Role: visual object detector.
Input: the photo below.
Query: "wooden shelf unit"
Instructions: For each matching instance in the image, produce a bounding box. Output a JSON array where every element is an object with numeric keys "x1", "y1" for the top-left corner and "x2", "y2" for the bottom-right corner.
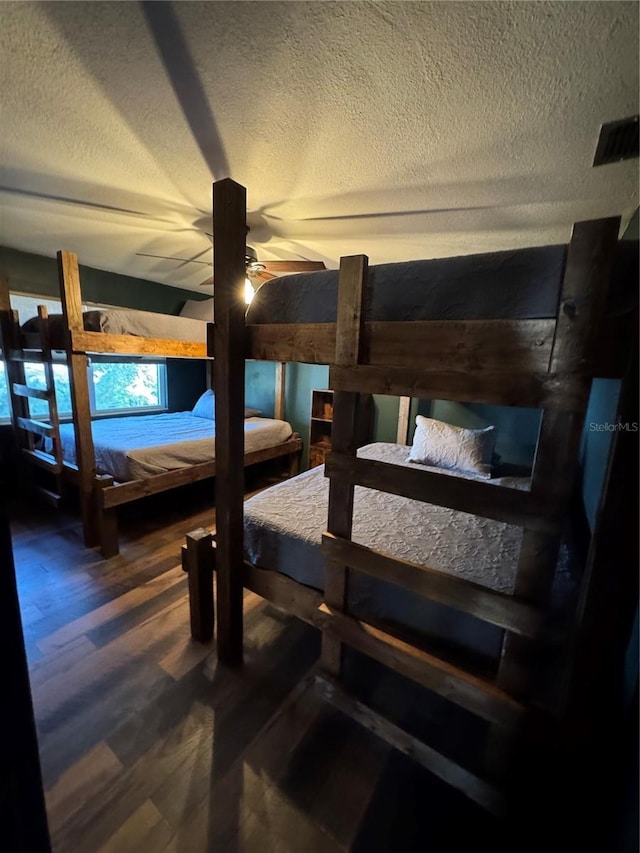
[
  {"x1": 309, "y1": 389, "x2": 373, "y2": 468},
  {"x1": 309, "y1": 390, "x2": 334, "y2": 468}
]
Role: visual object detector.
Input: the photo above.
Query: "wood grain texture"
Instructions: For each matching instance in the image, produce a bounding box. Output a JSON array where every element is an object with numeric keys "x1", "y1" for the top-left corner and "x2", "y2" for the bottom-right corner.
[
  {"x1": 212, "y1": 178, "x2": 247, "y2": 666},
  {"x1": 330, "y1": 364, "x2": 590, "y2": 411},
  {"x1": 317, "y1": 604, "x2": 524, "y2": 727},
  {"x1": 321, "y1": 533, "x2": 541, "y2": 637},
  {"x1": 69, "y1": 330, "x2": 207, "y2": 359},
  {"x1": 246, "y1": 318, "x2": 563, "y2": 372},
  {"x1": 549, "y1": 218, "x2": 620, "y2": 374},
  {"x1": 397, "y1": 396, "x2": 411, "y2": 444}
]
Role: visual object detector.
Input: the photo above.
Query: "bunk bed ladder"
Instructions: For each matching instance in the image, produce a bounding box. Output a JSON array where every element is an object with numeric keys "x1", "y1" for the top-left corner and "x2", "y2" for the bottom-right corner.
[
  {"x1": 0, "y1": 282, "x2": 64, "y2": 506},
  {"x1": 317, "y1": 218, "x2": 621, "y2": 813}
]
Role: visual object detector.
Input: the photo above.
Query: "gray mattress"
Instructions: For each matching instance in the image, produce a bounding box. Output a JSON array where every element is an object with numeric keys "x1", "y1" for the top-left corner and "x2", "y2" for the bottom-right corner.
[
  {"x1": 243, "y1": 442, "x2": 571, "y2": 659},
  {"x1": 54, "y1": 413, "x2": 292, "y2": 481},
  {"x1": 22, "y1": 308, "x2": 207, "y2": 344},
  {"x1": 246, "y1": 242, "x2": 637, "y2": 324}
]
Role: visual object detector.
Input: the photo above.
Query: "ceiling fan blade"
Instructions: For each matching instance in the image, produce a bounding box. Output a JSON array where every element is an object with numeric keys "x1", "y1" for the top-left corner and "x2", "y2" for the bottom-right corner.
[
  {"x1": 136, "y1": 252, "x2": 211, "y2": 265},
  {"x1": 248, "y1": 268, "x2": 276, "y2": 285}
]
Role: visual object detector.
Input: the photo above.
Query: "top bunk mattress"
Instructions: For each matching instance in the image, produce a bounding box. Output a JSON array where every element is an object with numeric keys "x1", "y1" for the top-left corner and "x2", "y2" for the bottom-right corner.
[
  {"x1": 246, "y1": 241, "x2": 638, "y2": 324},
  {"x1": 22, "y1": 308, "x2": 208, "y2": 344}
]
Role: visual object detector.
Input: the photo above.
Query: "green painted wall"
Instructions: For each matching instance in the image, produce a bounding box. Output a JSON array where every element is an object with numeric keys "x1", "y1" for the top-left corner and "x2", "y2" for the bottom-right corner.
[{"x1": 0, "y1": 246, "x2": 210, "y2": 314}]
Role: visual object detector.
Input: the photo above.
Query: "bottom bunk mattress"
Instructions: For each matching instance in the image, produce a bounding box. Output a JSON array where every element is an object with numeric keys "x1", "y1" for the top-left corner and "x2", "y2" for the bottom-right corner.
[
  {"x1": 244, "y1": 442, "x2": 572, "y2": 660},
  {"x1": 55, "y1": 413, "x2": 293, "y2": 481}
]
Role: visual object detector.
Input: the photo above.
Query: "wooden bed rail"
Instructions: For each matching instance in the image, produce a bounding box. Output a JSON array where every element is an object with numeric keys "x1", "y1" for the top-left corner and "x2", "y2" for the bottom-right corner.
[{"x1": 245, "y1": 316, "x2": 631, "y2": 378}]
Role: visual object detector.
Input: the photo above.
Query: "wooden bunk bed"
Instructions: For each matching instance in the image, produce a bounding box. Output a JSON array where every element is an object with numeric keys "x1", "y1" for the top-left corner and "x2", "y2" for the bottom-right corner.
[
  {"x1": 184, "y1": 179, "x2": 637, "y2": 816},
  {"x1": 0, "y1": 251, "x2": 302, "y2": 558}
]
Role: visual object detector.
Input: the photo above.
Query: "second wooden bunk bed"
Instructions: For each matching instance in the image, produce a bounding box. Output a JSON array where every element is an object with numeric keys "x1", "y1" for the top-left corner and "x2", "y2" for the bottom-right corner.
[
  {"x1": 0, "y1": 252, "x2": 302, "y2": 557},
  {"x1": 185, "y1": 179, "x2": 636, "y2": 815}
]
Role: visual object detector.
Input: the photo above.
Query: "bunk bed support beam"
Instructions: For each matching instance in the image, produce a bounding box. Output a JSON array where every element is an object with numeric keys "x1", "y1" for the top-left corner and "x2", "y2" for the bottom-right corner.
[
  {"x1": 182, "y1": 529, "x2": 215, "y2": 643},
  {"x1": 212, "y1": 179, "x2": 247, "y2": 667},
  {"x1": 321, "y1": 255, "x2": 367, "y2": 676},
  {"x1": 57, "y1": 251, "x2": 99, "y2": 548},
  {"x1": 486, "y1": 216, "x2": 622, "y2": 777}
]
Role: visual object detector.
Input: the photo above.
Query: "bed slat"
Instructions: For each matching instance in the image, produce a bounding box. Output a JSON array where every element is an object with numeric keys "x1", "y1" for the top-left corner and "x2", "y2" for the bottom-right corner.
[
  {"x1": 317, "y1": 604, "x2": 524, "y2": 727},
  {"x1": 321, "y1": 533, "x2": 541, "y2": 637},
  {"x1": 325, "y1": 453, "x2": 560, "y2": 532}
]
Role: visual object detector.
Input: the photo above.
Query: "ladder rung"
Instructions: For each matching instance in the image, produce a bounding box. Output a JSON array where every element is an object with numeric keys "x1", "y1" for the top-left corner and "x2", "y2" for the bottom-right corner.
[
  {"x1": 27, "y1": 484, "x2": 63, "y2": 509},
  {"x1": 322, "y1": 533, "x2": 541, "y2": 637},
  {"x1": 317, "y1": 603, "x2": 524, "y2": 727},
  {"x1": 13, "y1": 383, "x2": 51, "y2": 401},
  {"x1": 315, "y1": 674, "x2": 505, "y2": 816},
  {"x1": 17, "y1": 416, "x2": 56, "y2": 438},
  {"x1": 8, "y1": 349, "x2": 47, "y2": 363},
  {"x1": 22, "y1": 448, "x2": 62, "y2": 474}
]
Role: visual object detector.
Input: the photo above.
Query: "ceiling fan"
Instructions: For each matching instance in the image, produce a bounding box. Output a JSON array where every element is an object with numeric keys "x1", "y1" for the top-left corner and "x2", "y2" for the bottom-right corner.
[{"x1": 193, "y1": 242, "x2": 326, "y2": 289}]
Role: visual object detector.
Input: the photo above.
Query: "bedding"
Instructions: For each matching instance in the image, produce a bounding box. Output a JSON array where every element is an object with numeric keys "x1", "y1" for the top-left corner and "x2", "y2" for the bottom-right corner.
[
  {"x1": 22, "y1": 308, "x2": 208, "y2": 344},
  {"x1": 53, "y1": 412, "x2": 292, "y2": 481},
  {"x1": 180, "y1": 298, "x2": 213, "y2": 321},
  {"x1": 246, "y1": 241, "x2": 637, "y2": 324},
  {"x1": 408, "y1": 416, "x2": 497, "y2": 478},
  {"x1": 244, "y1": 442, "x2": 572, "y2": 658},
  {"x1": 191, "y1": 389, "x2": 262, "y2": 420}
]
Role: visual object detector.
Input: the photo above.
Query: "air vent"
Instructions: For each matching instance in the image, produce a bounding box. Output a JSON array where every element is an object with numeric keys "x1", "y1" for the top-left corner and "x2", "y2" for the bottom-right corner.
[{"x1": 593, "y1": 115, "x2": 639, "y2": 166}]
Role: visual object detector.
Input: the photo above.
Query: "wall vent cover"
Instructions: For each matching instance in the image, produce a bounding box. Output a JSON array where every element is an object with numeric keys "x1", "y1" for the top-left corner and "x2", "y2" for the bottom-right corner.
[{"x1": 593, "y1": 115, "x2": 639, "y2": 166}]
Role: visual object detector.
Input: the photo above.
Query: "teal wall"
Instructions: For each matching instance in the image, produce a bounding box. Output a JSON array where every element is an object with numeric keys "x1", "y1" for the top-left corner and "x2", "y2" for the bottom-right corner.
[
  {"x1": 581, "y1": 379, "x2": 623, "y2": 528},
  {"x1": 422, "y1": 400, "x2": 541, "y2": 468},
  {"x1": 285, "y1": 364, "x2": 330, "y2": 468},
  {"x1": 245, "y1": 361, "x2": 277, "y2": 418}
]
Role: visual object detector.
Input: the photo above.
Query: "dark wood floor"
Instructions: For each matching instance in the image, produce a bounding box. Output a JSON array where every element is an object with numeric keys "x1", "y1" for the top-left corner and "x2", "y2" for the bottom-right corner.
[{"x1": 10, "y1": 483, "x2": 503, "y2": 852}]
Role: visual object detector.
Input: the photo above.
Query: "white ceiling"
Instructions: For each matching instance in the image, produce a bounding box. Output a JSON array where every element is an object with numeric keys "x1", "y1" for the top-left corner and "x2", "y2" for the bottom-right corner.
[{"x1": 1, "y1": 1, "x2": 638, "y2": 293}]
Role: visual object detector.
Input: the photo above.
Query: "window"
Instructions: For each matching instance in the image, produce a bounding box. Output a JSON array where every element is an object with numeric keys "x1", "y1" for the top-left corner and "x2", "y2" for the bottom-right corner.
[
  {"x1": 0, "y1": 294, "x2": 168, "y2": 422},
  {"x1": 89, "y1": 359, "x2": 166, "y2": 414}
]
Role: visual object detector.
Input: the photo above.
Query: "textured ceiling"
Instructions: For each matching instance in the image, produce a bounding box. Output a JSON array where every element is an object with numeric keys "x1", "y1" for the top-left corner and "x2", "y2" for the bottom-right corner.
[{"x1": 1, "y1": 1, "x2": 638, "y2": 293}]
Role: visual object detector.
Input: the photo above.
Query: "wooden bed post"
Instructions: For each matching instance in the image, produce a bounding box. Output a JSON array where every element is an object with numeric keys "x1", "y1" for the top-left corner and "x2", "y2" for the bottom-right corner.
[
  {"x1": 95, "y1": 475, "x2": 119, "y2": 558},
  {"x1": 212, "y1": 179, "x2": 247, "y2": 667},
  {"x1": 488, "y1": 217, "x2": 621, "y2": 774},
  {"x1": 321, "y1": 254, "x2": 368, "y2": 676},
  {"x1": 182, "y1": 528, "x2": 215, "y2": 642},
  {"x1": 57, "y1": 251, "x2": 99, "y2": 548},
  {"x1": 396, "y1": 396, "x2": 411, "y2": 445},
  {"x1": 274, "y1": 362, "x2": 286, "y2": 420}
]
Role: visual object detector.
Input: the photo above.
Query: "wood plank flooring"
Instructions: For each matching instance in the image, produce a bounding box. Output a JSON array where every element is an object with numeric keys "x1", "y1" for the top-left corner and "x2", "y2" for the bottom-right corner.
[{"x1": 9, "y1": 483, "x2": 506, "y2": 852}]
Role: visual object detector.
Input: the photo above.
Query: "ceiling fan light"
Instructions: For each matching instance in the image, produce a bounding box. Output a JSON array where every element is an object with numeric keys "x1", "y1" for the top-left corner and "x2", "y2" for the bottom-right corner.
[
  {"x1": 245, "y1": 277, "x2": 255, "y2": 305},
  {"x1": 245, "y1": 245, "x2": 266, "y2": 273}
]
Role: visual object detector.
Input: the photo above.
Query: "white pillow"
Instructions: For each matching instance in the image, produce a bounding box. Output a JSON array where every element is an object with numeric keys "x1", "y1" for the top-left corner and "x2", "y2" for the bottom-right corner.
[
  {"x1": 180, "y1": 298, "x2": 213, "y2": 321},
  {"x1": 408, "y1": 416, "x2": 496, "y2": 478}
]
